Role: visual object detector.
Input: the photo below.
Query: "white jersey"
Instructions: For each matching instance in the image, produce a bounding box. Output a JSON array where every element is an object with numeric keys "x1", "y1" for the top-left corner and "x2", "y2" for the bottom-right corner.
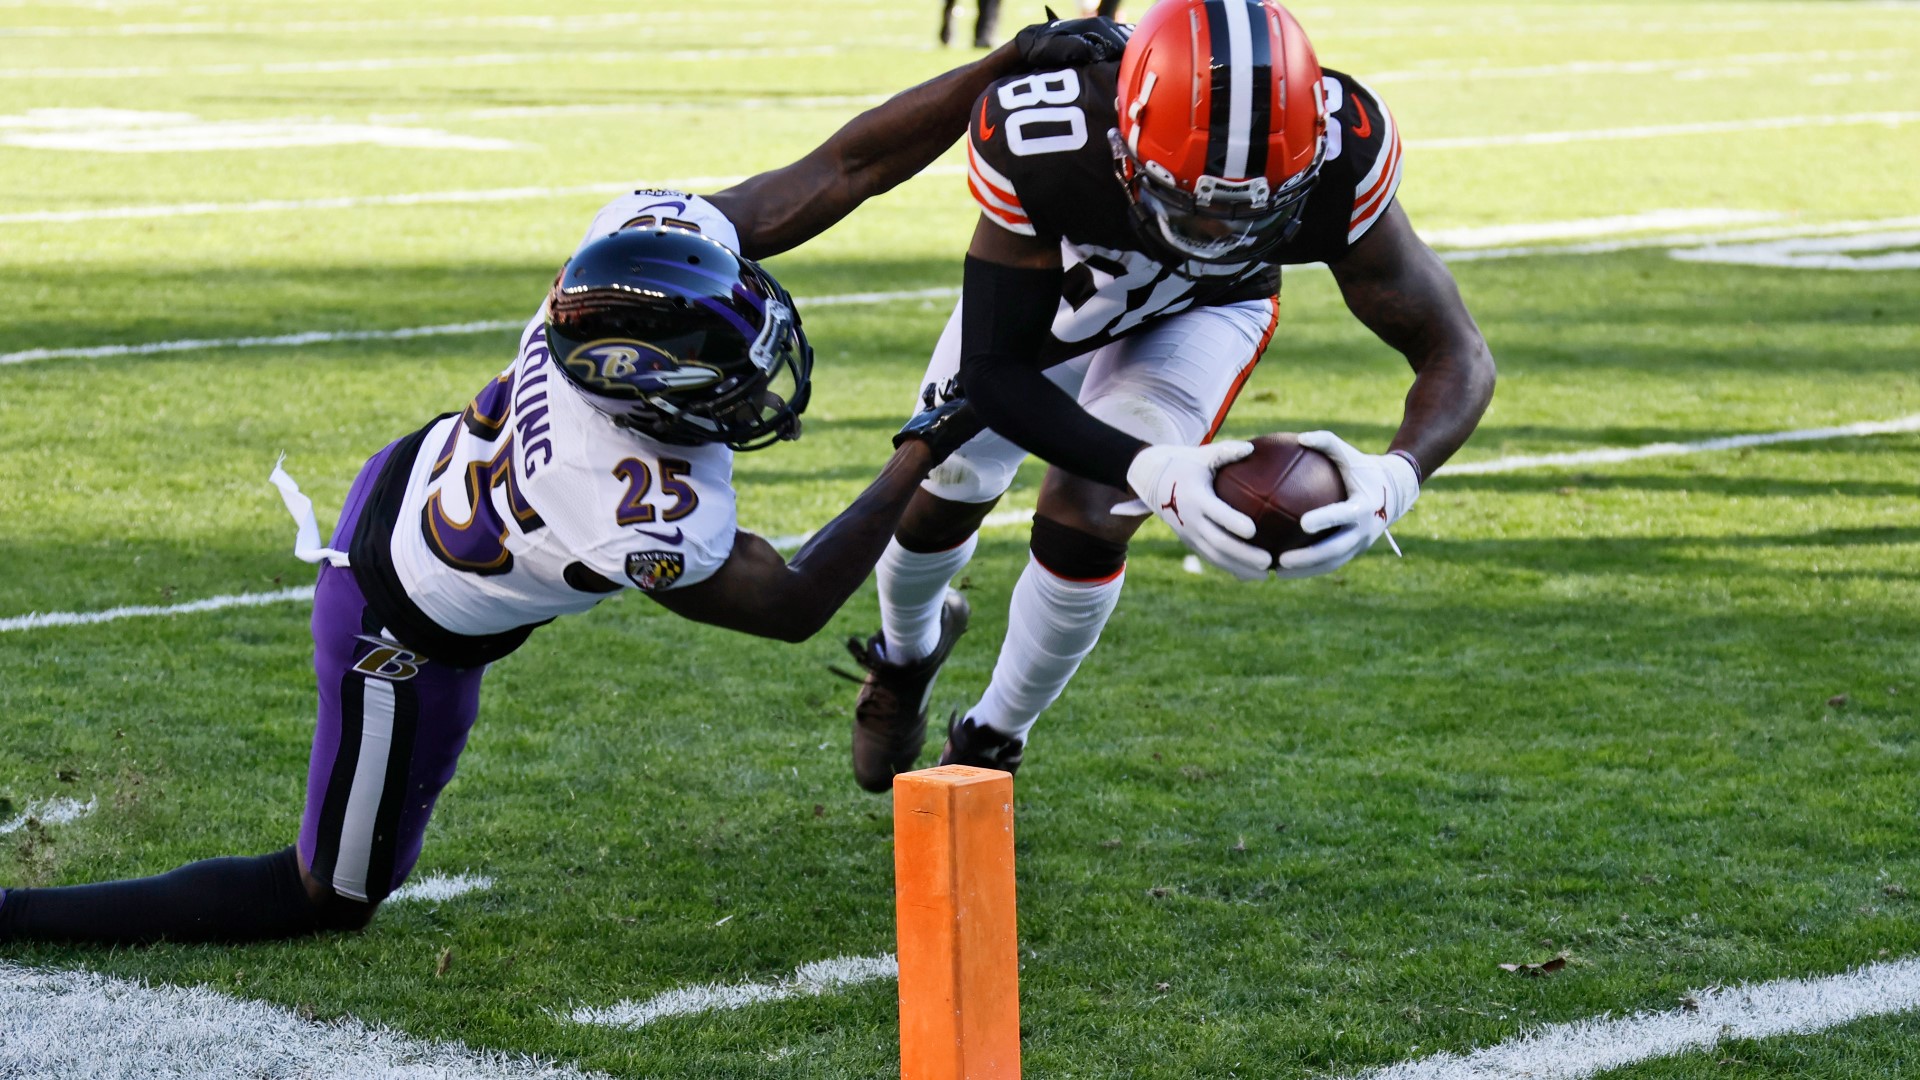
[{"x1": 376, "y1": 191, "x2": 748, "y2": 638}]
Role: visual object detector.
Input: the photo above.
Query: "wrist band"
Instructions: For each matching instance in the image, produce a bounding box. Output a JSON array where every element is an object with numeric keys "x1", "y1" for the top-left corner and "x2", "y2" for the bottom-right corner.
[{"x1": 1388, "y1": 448, "x2": 1424, "y2": 486}]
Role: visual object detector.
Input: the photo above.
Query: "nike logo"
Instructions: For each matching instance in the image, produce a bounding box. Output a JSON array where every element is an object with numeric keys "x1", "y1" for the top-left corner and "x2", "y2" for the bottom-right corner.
[
  {"x1": 1160, "y1": 484, "x2": 1184, "y2": 527},
  {"x1": 1350, "y1": 97, "x2": 1374, "y2": 140},
  {"x1": 977, "y1": 96, "x2": 996, "y2": 141},
  {"x1": 633, "y1": 526, "x2": 684, "y2": 544},
  {"x1": 1375, "y1": 489, "x2": 1389, "y2": 523}
]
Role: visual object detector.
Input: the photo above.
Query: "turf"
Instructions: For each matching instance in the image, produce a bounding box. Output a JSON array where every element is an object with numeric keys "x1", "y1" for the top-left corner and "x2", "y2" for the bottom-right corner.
[{"x1": 2, "y1": 0, "x2": 1919, "y2": 1077}]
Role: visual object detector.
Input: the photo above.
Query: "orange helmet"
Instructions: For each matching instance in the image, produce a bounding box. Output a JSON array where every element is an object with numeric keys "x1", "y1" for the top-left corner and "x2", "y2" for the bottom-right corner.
[{"x1": 1111, "y1": 0, "x2": 1327, "y2": 264}]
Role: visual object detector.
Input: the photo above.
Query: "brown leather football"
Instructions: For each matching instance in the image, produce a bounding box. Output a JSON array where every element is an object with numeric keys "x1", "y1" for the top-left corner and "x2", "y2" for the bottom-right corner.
[{"x1": 1212, "y1": 434, "x2": 1347, "y2": 563}]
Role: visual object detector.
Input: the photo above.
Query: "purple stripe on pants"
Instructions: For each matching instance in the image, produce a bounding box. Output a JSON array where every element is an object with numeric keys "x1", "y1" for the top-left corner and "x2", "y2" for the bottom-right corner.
[{"x1": 297, "y1": 440, "x2": 486, "y2": 903}]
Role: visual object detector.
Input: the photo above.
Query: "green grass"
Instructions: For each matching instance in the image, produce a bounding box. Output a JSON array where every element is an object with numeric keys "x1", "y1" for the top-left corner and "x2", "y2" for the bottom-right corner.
[{"x1": 3, "y1": 0, "x2": 1920, "y2": 1076}]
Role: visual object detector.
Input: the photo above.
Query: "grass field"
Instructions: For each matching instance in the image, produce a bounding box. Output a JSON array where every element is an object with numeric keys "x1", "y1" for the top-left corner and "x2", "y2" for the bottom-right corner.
[{"x1": 3, "y1": 0, "x2": 1920, "y2": 1076}]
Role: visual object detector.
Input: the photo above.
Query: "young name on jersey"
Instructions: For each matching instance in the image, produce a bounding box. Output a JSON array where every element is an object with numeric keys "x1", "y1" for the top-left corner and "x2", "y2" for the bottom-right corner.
[{"x1": 375, "y1": 194, "x2": 746, "y2": 638}]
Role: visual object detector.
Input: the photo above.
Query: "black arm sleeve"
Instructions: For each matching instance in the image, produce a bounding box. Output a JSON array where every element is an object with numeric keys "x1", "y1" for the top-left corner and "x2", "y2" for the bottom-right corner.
[{"x1": 959, "y1": 255, "x2": 1148, "y2": 490}]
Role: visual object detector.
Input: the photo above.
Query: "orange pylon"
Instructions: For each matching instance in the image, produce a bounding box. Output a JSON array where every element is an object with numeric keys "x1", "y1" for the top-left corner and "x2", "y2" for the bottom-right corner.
[{"x1": 894, "y1": 765, "x2": 1021, "y2": 1080}]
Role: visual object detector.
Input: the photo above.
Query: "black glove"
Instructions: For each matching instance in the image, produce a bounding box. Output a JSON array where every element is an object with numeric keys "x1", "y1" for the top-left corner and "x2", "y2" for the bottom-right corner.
[
  {"x1": 894, "y1": 397, "x2": 984, "y2": 466},
  {"x1": 1013, "y1": 13, "x2": 1131, "y2": 69}
]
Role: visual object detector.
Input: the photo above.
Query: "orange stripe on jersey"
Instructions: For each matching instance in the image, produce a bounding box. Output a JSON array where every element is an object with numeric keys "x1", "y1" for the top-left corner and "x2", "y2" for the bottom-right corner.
[
  {"x1": 968, "y1": 172, "x2": 1032, "y2": 230},
  {"x1": 1204, "y1": 298, "x2": 1282, "y2": 443},
  {"x1": 1351, "y1": 126, "x2": 1402, "y2": 222},
  {"x1": 966, "y1": 141, "x2": 1023, "y2": 209}
]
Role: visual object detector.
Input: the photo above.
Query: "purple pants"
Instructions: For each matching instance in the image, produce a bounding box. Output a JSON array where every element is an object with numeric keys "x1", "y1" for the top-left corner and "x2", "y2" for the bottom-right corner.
[{"x1": 297, "y1": 442, "x2": 486, "y2": 903}]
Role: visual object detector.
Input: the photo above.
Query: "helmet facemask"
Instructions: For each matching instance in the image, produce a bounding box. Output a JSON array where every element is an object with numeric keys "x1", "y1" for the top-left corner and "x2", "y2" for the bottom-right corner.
[{"x1": 1110, "y1": 127, "x2": 1323, "y2": 266}]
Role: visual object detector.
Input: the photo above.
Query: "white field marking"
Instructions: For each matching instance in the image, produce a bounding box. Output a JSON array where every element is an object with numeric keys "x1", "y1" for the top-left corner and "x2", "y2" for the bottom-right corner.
[
  {"x1": 0, "y1": 797, "x2": 97, "y2": 835},
  {"x1": 5, "y1": 416, "x2": 1916, "y2": 634},
  {"x1": 1413, "y1": 110, "x2": 1920, "y2": 150},
  {"x1": 1421, "y1": 209, "x2": 1783, "y2": 249},
  {"x1": 0, "y1": 587, "x2": 316, "y2": 633},
  {"x1": 7, "y1": 209, "x2": 1881, "y2": 365},
  {"x1": 0, "y1": 10, "x2": 764, "y2": 36},
  {"x1": 0, "y1": 109, "x2": 513, "y2": 154},
  {"x1": 1446, "y1": 414, "x2": 1920, "y2": 475},
  {"x1": 0, "y1": 286, "x2": 966, "y2": 368},
  {"x1": 0, "y1": 163, "x2": 969, "y2": 227},
  {"x1": 1366, "y1": 47, "x2": 1908, "y2": 84},
  {"x1": 0, "y1": 43, "x2": 916, "y2": 80},
  {"x1": 1438, "y1": 214, "x2": 1920, "y2": 261},
  {"x1": 0, "y1": 961, "x2": 607, "y2": 1080},
  {"x1": 371, "y1": 93, "x2": 888, "y2": 125},
  {"x1": 1352, "y1": 955, "x2": 1920, "y2": 1080},
  {"x1": 388, "y1": 872, "x2": 494, "y2": 904},
  {"x1": 568, "y1": 954, "x2": 898, "y2": 1029},
  {"x1": 1669, "y1": 229, "x2": 1920, "y2": 270}
]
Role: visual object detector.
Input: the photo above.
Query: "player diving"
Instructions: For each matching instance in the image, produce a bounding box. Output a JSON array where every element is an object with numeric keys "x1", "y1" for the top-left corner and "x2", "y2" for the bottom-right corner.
[
  {"x1": 843, "y1": 0, "x2": 1498, "y2": 789},
  {"x1": 0, "y1": 16, "x2": 1129, "y2": 945}
]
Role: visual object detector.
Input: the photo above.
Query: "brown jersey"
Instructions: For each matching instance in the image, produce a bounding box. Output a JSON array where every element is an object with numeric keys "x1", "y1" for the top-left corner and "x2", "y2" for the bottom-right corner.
[{"x1": 965, "y1": 62, "x2": 1402, "y2": 361}]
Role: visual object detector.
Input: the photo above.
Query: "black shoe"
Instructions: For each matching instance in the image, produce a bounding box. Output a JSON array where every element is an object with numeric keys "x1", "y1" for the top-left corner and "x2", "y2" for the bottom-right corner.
[
  {"x1": 843, "y1": 590, "x2": 970, "y2": 793},
  {"x1": 938, "y1": 713, "x2": 1024, "y2": 776}
]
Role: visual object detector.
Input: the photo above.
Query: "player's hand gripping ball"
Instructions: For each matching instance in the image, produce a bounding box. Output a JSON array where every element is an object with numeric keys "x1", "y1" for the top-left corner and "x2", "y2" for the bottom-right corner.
[{"x1": 1211, "y1": 434, "x2": 1347, "y2": 566}]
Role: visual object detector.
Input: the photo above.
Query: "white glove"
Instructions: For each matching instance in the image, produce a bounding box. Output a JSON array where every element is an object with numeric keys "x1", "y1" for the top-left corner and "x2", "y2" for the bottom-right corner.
[
  {"x1": 1275, "y1": 430, "x2": 1421, "y2": 578},
  {"x1": 1123, "y1": 442, "x2": 1272, "y2": 581}
]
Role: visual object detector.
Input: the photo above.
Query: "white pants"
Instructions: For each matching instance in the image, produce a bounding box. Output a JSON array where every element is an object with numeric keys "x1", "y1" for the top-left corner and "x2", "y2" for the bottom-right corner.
[{"x1": 915, "y1": 296, "x2": 1281, "y2": 503}]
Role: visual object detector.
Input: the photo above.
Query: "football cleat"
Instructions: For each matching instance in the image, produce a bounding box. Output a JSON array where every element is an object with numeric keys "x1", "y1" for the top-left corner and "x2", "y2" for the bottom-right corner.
[
  {"x1": 938, "y1": 713, "x2": 1025, "y2": 776},
  {"x1": 844, "y1": 590, "x2": 970, "y2": 793}
]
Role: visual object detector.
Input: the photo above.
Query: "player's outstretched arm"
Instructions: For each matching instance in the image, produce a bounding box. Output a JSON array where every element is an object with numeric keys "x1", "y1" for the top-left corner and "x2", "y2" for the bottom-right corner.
[
  {"x1": 1274, "y1": 202, "x2": 1497, "y2": 577},
  {"x1": 707, "y1": 17, "x2": 1128, "y2": 260},
  {"x1": 1328, "y1": 201, "x2": 1496, "y2": 474},
  {"x1": 648, "y1": 402, "x2": 983, "y2": 641}
]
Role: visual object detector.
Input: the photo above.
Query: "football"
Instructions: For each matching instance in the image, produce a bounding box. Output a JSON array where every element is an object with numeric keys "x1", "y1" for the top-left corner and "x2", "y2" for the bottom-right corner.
[{"x1": 1212, "y1": 434, "x2": 1347, "y2": 563}]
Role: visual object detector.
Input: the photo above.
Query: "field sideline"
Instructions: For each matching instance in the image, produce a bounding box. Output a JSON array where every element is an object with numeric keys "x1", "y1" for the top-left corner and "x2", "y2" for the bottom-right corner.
[{"x1": 3, "y1": 0, "x2": 1919, "y2": 1077}]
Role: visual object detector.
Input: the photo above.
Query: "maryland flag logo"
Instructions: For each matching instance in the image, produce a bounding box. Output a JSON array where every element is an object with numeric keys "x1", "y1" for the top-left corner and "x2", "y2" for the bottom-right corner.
[{"x1": 625, "y1": 550, "x2": 686, "y2": 592}]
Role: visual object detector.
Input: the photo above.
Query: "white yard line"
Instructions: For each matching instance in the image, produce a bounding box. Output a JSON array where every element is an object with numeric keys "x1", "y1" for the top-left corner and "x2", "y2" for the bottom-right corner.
[
  {"x1": 0, "y1": 797, "x2": 97, "y2": 835},
  {"x1": 1367, "y1": 47, "x2": 1909, "y2": 84},
  {"x1": 0, "y1": 586, "x2": 316, "y2": 632},
  {"x1": 567, "y1": 954, "x2": 898, "y2": 1029},
  {"x1": 0, "y1": 163, "x2": 969, "y2": 227},
  {"x1": 1413, "y1": 110, "x2": 1920, "y2": 150},
  {"x1": 388, "y1": 872, "x2": 494, "y2": 904},
  {"x1": 1352, "y1": 956, "x2": 1920, "y2": 1080},
  {"x1": 0, "y1": 286, "x2": 964, "y2": 367},
  {"x1": 0, "y1": 44, "x2": 896, "y2": 80},
  {"x1": 1420, "y1": 209, "x2": 1783, "y2": 248},
  {"x1": 8, "y1": 211, "x2": 1909, "y2": 367},
  {"x1": 2, "y1": 415, "x2": 1915, "y2": 634},
  {"x1": 1446, "y1": 414, "x2": 1920, "y2": 475},
  {"x1": 0, "y1": 961, "x2": 606, "y2": 1080}
]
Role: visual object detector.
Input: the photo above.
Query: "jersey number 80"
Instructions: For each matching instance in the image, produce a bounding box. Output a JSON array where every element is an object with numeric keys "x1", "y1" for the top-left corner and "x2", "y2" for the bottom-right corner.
[{"x1": 997, "y1": 70, "x2": 1088, "y2": 157}]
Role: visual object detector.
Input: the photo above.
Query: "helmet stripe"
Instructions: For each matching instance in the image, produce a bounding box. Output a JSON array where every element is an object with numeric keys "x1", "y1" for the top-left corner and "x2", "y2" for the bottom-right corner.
[
  {"x1": 1202, "y1": 0, "x2": 1234, "y2": 180},
  {"x1": 1217, "y1": 0, "x2": 1256, "y2": 180},
  {"x1": 1244, "y1": 0, "x2": 1272, "y2": 181}
]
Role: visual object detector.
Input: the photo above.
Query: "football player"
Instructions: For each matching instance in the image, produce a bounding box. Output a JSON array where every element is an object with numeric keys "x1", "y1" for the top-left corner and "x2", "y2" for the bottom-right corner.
[
  {"x1": 0, "y1": 16, "x2": 1127, "y2": 945},
  {"x1": 845, "y1": 0, "x2": 1497, "y2": 788}
]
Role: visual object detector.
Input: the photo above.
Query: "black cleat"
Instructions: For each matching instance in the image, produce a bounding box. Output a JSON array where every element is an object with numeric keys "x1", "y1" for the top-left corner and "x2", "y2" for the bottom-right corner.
[
  {"x1": 938, "y1": 713, "x2": 1025, "y2": 776},
  {"x1": 843, "y1": 590, "x2": 970, "y2": 793}
]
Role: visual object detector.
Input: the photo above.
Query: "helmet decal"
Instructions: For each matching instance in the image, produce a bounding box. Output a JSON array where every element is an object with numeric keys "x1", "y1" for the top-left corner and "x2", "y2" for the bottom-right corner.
[{"x1": 561, "y1": 339, "x2": 720, "y2": 398}]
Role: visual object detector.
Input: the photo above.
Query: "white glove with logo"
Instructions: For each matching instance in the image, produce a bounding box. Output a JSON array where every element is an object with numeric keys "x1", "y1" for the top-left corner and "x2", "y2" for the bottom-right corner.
[
  {"x1": 1123, "y1": 442, "x2": 1271, "y2": 581},
  {"x1": 1275, "y1": 430, "x2": 1421, "y2": 578}
]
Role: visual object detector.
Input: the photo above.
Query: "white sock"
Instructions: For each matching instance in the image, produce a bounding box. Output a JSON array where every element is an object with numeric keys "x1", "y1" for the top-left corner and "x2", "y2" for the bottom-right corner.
[
  {"x1": 878, "y1": 534, "x2": 978, "y2": 663},
  {"x1": 969, "y1": 556, "x2": 1124, "y2": 741}
]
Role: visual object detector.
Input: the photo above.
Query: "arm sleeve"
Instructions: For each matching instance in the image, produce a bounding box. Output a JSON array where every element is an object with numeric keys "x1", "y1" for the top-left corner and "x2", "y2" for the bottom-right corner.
[{"x1": 959, "y1": 255, "x2": 1147, "y2": 491}]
